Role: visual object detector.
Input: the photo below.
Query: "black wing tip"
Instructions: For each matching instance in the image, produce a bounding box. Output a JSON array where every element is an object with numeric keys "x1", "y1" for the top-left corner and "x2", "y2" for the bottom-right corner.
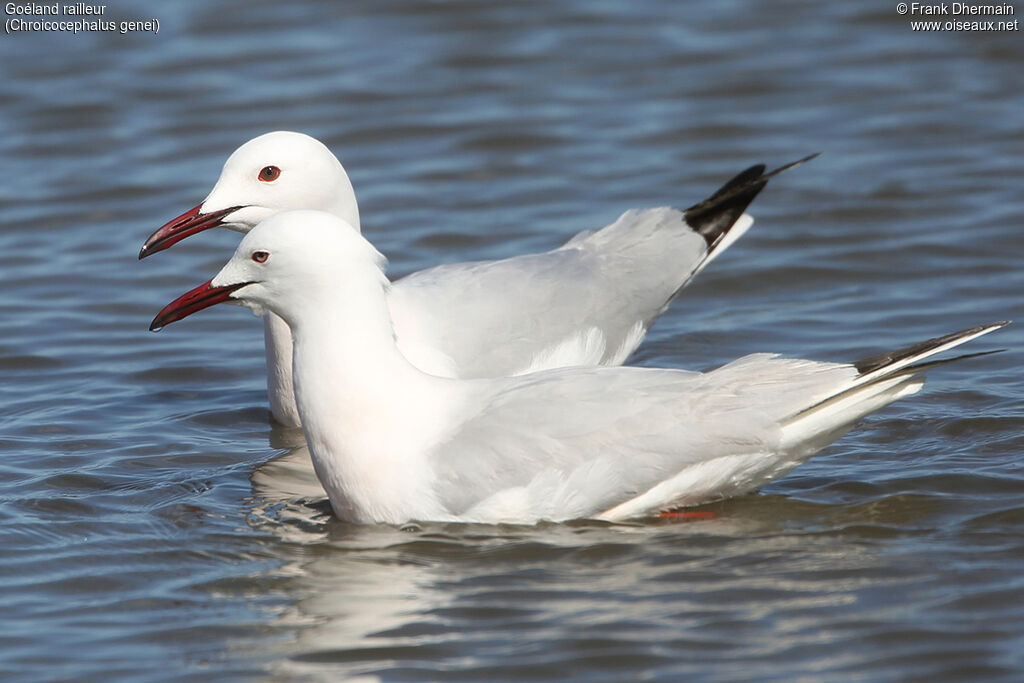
[
  {"x1": 763, "y1": 152, "x2": 821, "y2": 181},
  {"x1": 683, "y1": 153, "x2": 820, "y2": 249},
  {"x1": 854, "y1": 320, "x2": 1010, "y2": 376}
]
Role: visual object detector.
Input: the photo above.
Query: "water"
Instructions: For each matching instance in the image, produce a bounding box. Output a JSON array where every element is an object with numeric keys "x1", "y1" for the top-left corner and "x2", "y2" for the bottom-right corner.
[{"x1": 2, "y1": 0, "x2": 1024, "y2": 679}]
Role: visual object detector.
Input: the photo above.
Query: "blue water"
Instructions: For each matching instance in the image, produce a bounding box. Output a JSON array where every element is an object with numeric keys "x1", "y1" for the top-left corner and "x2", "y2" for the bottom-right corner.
[{"x1": 3, "y1": 0, "x2": 1024, "y2": 679}]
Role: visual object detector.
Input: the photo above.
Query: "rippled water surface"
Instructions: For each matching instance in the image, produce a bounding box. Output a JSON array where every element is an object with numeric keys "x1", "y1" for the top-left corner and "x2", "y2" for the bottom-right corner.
[{"x1": 3, "y1": 1, "x2": 1024, "y2": 679}]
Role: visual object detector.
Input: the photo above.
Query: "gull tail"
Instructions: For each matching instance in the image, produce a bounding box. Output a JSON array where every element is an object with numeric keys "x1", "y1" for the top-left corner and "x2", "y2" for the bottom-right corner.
[
  {"x1": 780, "y1": 321, "x2": 1009, "y2": 453},
  {"x1": 686, "y1": 152, "x2": 820, "y2": 275}
]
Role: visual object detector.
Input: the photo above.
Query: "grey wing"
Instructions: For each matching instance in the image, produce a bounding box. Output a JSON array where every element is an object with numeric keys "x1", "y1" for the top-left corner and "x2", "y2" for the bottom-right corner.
[
  {"x1": 426, "y1": 352, "x2": 861, "y2": 523},
  {"x1": 389, "y1": 207, "x2": 719, "y2": 378},
  {"x1": 427, "y1": 362, "x2": 816, "y2": 522},
  {"x1": 422, "y1": 321, "x2": 1002, "y2": 523},
  {"x1": 388, "y1": 155, "x2": 815, "y2": 379}
]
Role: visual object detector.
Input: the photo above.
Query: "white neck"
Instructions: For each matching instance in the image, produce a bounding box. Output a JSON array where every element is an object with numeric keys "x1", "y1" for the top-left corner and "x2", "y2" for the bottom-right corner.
[
  {"x1": 274, "y1": 272, "x2": 455, "y2": 523},
  {"x1": 263, "y1": 313, "x2": 300, "y2": 427},
  {"x1": 326, "y1": 161, "x2": 361, "y2": 232},
  {"x1": 290, "y1": 281, "x2": 421, "y2": 399}
]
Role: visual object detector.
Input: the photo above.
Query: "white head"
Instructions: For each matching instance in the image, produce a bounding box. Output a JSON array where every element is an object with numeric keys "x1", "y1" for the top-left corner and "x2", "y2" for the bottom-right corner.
[
  {"x1": 204, "y1": 132, "x2": 360, "y2": 231},
  {"x1": 150, "y1": 210, "x2": 387, "y2": 331},
  {"x1": 140, "y1": 132, "x2": 360, "y2": 258}
]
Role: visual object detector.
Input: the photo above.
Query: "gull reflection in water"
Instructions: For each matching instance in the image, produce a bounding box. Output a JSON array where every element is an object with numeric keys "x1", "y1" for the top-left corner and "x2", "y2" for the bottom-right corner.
[{"x1": 244, "y1": 430, "x2": 911, "y2": 680}]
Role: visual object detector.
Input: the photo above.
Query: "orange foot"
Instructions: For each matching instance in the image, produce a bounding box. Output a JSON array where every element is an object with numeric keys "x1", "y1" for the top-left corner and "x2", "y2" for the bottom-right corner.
[{"x1": 659, "y1": 510, "x2": 716, "y2": 520}]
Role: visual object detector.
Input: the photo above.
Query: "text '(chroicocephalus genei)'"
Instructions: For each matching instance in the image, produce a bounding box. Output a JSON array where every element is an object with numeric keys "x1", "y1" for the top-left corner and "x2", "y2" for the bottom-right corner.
[
  {"x1": 140, "y1": 131, "x2": 817, "y2": 426},
  {"x1": 150, "y1": 210, "x2": 1007, "y2": 525}
]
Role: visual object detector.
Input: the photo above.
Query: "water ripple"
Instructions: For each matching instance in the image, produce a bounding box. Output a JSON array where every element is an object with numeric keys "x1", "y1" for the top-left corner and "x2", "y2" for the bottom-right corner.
[{"x1": 2, "y1": 0, "x2": 1023, "y2": 679}]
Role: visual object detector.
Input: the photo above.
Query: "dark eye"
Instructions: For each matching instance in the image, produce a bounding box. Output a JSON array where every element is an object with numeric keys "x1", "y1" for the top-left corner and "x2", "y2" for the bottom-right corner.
[
  {"x1": 251, "y1": 250, "x2": 269, "y2": 263},
  {"x1": 258, "y1": 166, "x2": 280, "y2": 182}
]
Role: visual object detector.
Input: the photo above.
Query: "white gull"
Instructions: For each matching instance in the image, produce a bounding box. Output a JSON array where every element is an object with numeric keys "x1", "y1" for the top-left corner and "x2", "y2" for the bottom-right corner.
[
  {"x1": 140, "y1": 131, "x2": 815, "y2": 426},
  {"x1": 150, "y1": 210, "x2": 1007, "y2": 525}
]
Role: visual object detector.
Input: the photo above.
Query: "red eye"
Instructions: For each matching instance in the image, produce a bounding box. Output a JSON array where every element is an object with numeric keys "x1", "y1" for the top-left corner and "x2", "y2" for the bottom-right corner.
[
  {"x1": 252, "y1": 250, "x2": 269, "y2": 263},
  {"x1": 258, "y1": 166, "x2": 280, "y2": 182}
]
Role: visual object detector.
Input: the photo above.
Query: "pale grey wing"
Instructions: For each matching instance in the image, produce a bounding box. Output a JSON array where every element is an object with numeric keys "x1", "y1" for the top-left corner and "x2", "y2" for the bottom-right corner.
[
  {"x1": 389, "y1": 207, "x2": 717, "y2": 378},
  {"x1": 424, "y1": 322, "x2": 1004, "y2": 523},
  {"x1": 427, "y1": 356, "x2": 858, "y2": 523},
  {"x1": 389, "y1": 157, "x2": 816, "y2": 378}
]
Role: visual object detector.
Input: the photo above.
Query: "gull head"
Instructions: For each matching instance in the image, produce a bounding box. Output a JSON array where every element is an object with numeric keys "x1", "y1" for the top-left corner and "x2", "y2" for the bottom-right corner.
[
  {"x1": 140, "y1": 132, "x2": 360, "y2": 258},
  {"x1": 150, "y1": 210, "x2": 387, "y2": 332}
]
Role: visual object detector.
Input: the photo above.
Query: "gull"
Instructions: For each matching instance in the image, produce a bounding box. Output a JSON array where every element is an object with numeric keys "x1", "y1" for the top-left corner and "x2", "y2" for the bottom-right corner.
[
  {"x1": 140, "y1": 130, "x2": 816, "y2": 426},
  {"x1": 150, "y1": 210, "x2": 1007, "y2": 525}
]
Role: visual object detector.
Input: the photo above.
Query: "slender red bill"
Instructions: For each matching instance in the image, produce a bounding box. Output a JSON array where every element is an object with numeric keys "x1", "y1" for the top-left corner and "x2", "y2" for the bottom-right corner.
[
  {"x1": 138, "y1": 204, "x2": 244, "y2": 259},
  {"x1": 150, "y1": 279, "x2": 251, "y2": 331}
]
